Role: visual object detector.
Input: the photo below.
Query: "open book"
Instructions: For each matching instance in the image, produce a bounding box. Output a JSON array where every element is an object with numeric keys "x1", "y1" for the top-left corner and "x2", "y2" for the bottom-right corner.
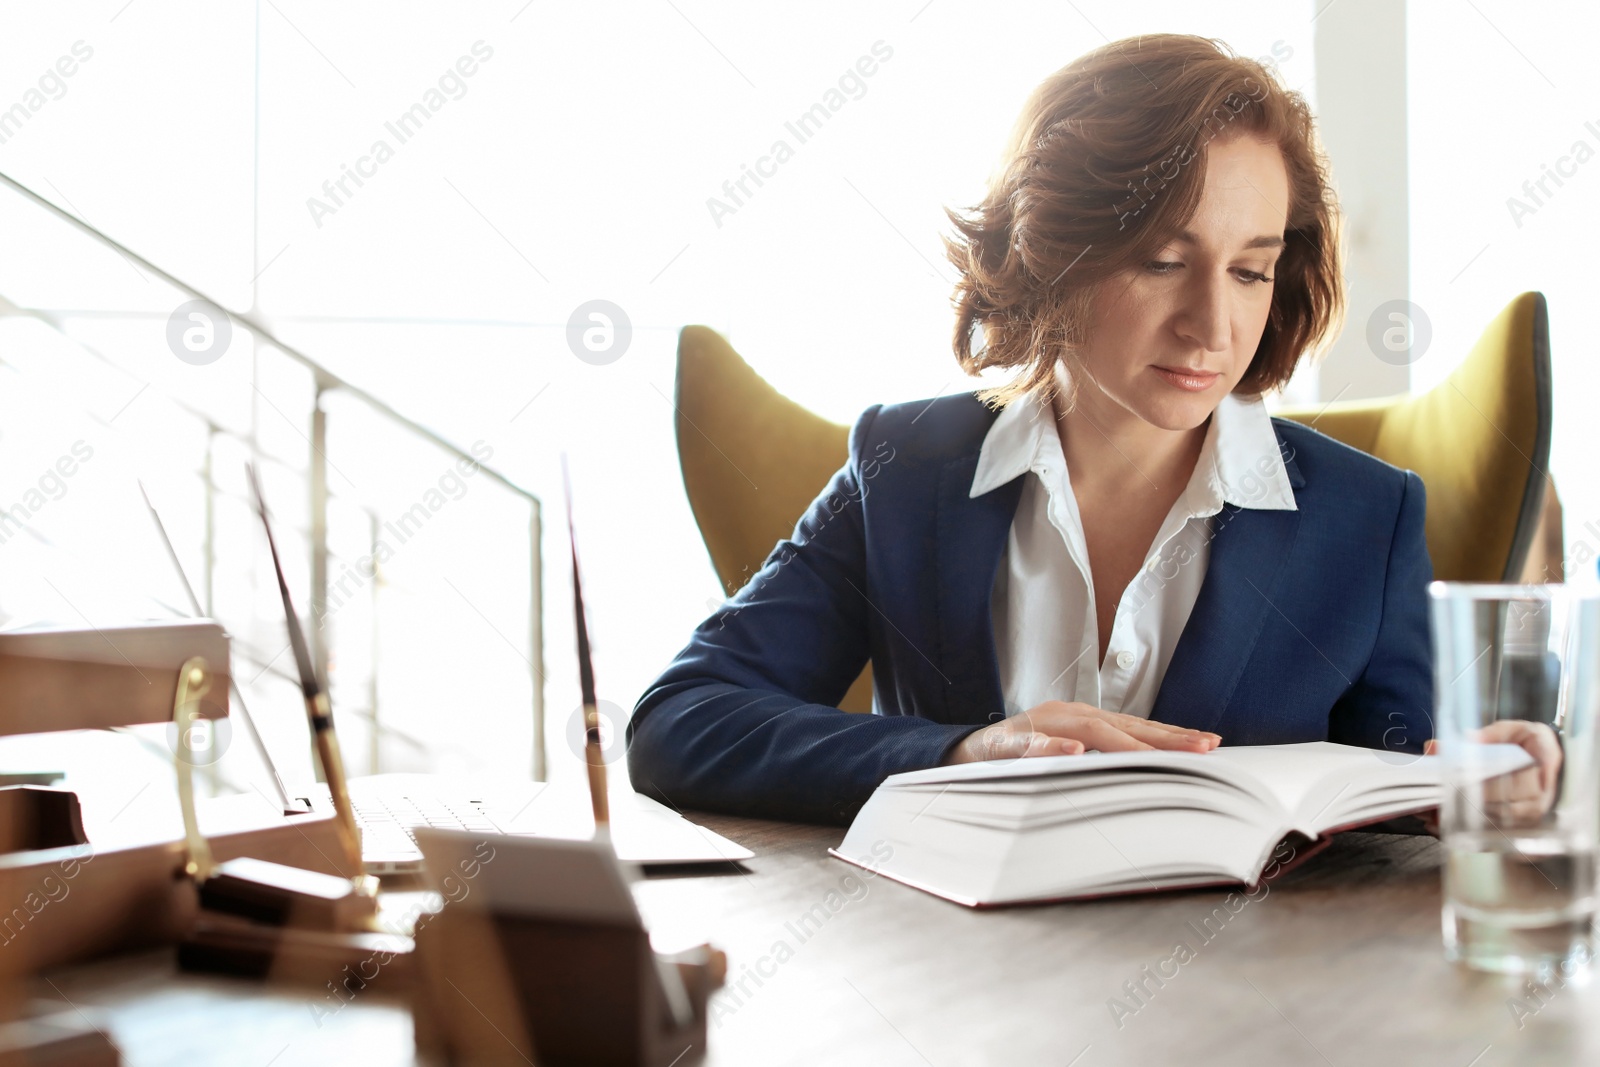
[{"x1": 831, "y1": 741, "x2": 1534, "y2": 907}]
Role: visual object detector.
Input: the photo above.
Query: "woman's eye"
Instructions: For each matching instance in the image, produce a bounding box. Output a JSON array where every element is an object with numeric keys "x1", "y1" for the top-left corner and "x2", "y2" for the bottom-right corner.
[{"x1": 1143, "y1": 260, "x2": 1273, "y2": 283}]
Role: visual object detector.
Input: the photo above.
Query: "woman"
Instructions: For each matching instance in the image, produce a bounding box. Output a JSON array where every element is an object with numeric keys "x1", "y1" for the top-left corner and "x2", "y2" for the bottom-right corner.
[{"x1": 628, "y1": 34, "x2": 1558, "y2": 825}]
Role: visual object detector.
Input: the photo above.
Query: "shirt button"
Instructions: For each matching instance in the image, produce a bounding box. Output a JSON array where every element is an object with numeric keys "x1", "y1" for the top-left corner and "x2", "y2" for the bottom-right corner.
[{"x1": 1115, "y1": 650, "x2": 1135, "y2": 670}]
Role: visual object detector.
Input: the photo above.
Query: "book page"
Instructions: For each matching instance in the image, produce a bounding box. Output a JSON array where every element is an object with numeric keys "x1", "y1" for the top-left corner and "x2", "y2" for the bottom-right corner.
[
  {"x1": 1202, "y1": 742, "x2": 1404, "y2": 824},
  {"x1": 1203, "y1": 742, "x2": 1535, "y2": 834},
  {"x1": 883, "y1": 748, "x2": 1273, "y2": 807}
]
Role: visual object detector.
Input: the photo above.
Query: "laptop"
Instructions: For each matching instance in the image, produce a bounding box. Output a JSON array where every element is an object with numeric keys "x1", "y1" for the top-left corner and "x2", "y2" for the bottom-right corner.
[
  {"x1": 141, "y1": 480, "x2": 752, "y2": 875},
  {"x1": 323, "y1": 772, "x2": 750, "y2": 876}
]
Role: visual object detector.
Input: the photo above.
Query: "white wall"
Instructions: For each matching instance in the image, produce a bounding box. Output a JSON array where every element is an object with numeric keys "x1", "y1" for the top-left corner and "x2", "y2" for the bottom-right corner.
[
  {"x1": 1313, "y1": 0, "x2": 1412, "y2": 401},
  {"x1": 1408, "y1": 0, "x2": 1599, "y2": 578}
]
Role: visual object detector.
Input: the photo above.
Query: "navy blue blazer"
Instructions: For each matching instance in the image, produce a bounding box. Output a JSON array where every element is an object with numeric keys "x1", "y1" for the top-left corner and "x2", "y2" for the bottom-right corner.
[{"x1": 628, "y1": 393, "x2": 1435, "y2": 825}]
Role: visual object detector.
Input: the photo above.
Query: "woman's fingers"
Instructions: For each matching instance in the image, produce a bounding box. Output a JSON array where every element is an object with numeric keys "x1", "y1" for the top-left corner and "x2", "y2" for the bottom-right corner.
[
  {"x1": 1512, "y1": 722, "x2": 1563, "y2": 794},
  {"x1": 1112, "y1": 712, "x2": 1217, "y2": 743},
  {"x1": 1482, "y1": 766, "x2": 1542, "y2": 806},
  {"x1": 1024, "y1": 733, "x2": 1085, "y2": 757},
  {"x1": 1484, "y1": 796, "x2": 1547, "y2": 828},
  {"x1": 952, "y1": 702, "x2": 1226, "y2": 764},
  {"x1": 1434, "y1": 721, "x2": 1565, "y2": 828},
  {"x1": 1026, "y1": 704, "x2": 1220, "y2": 751},
  {"x1": 1081, "y1": 711, "x2": 1215, "y2": 750},
  {"x1": 970, "y1": 726, "x2": 1028, "y2": 762},
  {"x1": 1061, "y1": 718, "x2": 1155, "y2": 753},
  {"x1": 1472, "y1": 719, "x2": 1563, "y2": 811},
  {"x1": 1115, "y1": 718, "x2": 1218, "y2": 750},
  {"x1": 962, "y1": 725, "x2": 1084, "y2": 763}
]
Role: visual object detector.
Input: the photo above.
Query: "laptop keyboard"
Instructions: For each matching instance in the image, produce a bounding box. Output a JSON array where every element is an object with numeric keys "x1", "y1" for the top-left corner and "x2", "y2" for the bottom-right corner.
[{"x1": 353, "y1": 793, "x2": 499, "y2": 855}]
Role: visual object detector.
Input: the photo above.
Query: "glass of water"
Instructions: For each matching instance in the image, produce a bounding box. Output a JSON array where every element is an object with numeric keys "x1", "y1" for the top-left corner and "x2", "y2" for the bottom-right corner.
[{"x1": 1430, "y1": 582, "x2": 1600, "y2": 974}]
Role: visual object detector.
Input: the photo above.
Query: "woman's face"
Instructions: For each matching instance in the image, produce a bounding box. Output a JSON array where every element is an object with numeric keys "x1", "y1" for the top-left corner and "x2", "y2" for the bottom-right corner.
[{"x1": 1073, "y1": 134, "x2": 1290, "y2": 433}]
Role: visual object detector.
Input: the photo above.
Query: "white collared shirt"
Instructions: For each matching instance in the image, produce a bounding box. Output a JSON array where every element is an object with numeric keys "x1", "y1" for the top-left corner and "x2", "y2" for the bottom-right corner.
[{"x1": 969, "y1": 376, "x2": 1297, "y2": 720}]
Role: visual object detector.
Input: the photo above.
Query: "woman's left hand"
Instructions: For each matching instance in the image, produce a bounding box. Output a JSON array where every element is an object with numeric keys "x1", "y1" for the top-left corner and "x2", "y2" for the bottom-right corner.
[{"x1": 1422, "y1": 719, "x2": 1563, "y2": 833}]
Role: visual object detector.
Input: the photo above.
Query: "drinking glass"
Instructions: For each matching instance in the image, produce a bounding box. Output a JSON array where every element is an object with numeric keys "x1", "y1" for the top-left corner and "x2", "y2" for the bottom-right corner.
[{"x1": 1430, "y1": 582, "x2": 1600, "y2": 975}]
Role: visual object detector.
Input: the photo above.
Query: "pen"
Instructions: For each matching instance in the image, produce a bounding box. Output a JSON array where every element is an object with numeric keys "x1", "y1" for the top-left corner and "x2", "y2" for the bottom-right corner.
[
  {"x1": 562, "y1": 455, "x2": 609, "y2": 836},
  {"x1": 246, "y1": 463, "x2": 368, "y2": 879}
]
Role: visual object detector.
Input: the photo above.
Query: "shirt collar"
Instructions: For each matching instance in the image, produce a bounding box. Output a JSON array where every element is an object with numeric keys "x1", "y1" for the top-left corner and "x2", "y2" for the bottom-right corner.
[
  {"x1": 1204, "y1": 392, "x2": 1298, "y2": 512},
  {"x1": 968, "y1": 390, "x2": 1052, "y2": 498},
  {"x1": 969, "y1": 374, "x2": 1296, "y2": 512}
]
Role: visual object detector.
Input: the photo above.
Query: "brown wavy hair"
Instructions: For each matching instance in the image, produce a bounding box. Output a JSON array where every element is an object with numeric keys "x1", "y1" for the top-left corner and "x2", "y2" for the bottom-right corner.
[{"x1": 945, "y1": 34, "x2": 1343, "y2": 406}]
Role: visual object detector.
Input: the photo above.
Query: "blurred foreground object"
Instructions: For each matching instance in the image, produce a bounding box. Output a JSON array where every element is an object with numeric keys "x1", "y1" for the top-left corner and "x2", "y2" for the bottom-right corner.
[
  {"x1": 1431, "y1": 582, "x2": 1600, "y2": 974},
  {"x1": 412, "y1": 830, "x2": 723, "y2": 1066},
  {"x1": 0, "y1": 620, "x2": 228, "y2": 734}
]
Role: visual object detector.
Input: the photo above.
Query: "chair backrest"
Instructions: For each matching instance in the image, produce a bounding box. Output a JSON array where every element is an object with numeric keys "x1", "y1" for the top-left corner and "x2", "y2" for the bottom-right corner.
[
  {"x1": 1276, "y1": 291, "x2": 1551, "y2": 582},
  {"x1": 674, "y1": 292, "x2": 1555, "y2": 711},
  {"x1": 673, "y1": 326, "x2": 869, "y2": 709},
  {"x1": 674, "y1": 325, "x2": 853, "y2": 595}
]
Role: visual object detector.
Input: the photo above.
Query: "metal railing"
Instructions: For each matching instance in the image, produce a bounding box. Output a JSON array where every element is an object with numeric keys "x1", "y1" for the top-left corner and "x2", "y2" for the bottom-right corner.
[{"x1": 0, "y1": 169, "x2": 547, "y2": 783}]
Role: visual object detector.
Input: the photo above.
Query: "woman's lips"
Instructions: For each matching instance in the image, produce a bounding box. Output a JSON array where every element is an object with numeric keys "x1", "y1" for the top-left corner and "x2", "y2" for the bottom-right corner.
[{"x1": 1152, "y1": 366, "x2": 1221, "y2": 392}]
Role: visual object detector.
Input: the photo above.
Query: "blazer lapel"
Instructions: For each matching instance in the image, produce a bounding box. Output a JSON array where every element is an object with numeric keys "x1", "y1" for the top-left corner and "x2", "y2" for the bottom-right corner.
[
  {"x1": 926, "y1": 409, "x2": 1306, "y2": 734},
  {"x1": 935, "y1": 453, "x2": 1024, "y2": 726},
  {"x1": 1149, "y1": 429, "x2": 1306, "y2": 733}
]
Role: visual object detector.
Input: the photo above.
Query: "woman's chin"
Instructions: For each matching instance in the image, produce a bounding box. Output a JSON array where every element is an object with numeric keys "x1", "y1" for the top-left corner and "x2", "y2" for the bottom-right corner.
[{"x1": 1125, "y1": 393, "x2": 1218, "y2": 433}]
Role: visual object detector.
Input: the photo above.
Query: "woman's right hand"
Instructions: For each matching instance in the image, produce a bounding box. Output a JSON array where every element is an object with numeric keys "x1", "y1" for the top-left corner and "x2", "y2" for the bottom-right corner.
[{"x1": 942, "y1": 701, "x2": 1222, "y2": 765}]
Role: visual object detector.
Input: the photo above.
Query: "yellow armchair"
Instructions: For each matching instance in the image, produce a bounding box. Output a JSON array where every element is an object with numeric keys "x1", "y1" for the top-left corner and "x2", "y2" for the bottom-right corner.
[{"x1": 1276, "y1": 291, "x2": 1553, "y2": 583}]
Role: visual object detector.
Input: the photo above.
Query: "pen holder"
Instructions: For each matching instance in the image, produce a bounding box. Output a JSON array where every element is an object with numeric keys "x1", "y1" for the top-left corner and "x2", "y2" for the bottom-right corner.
[
  {"x1": 0, "y1": 786, "x2": 87, "y2": 854},
  {"x1": 170, "y1": 658, "x2": 384, "y2": 988},
  {"x1": 170, "y1": 658, "x2": 375, "y2": 931},
  {"x1": 411, "y1": 904, "x2": 720, "y2": 1067}
]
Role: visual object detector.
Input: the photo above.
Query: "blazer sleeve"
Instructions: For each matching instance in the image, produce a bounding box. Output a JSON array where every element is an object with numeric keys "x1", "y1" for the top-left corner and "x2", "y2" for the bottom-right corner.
[
  {"x1": 626, "y1": 404, "x2": 979, "y2": 825},
  {"x1": 1326, "y1": 469, "x2": 1435, "y2": 753}
]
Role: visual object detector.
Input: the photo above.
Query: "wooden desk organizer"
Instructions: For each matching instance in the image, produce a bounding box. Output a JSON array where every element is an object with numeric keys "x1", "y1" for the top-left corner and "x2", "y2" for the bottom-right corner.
[
  {"x1": 0, "y1": 1006, "x2": 120, "y2": 1066},
  {"x1": 412, "y1": 906, "x2": 718, "y2": 1067},
  {"x1": 0, "y1": 623, "x2": 382, "y2": 1004},
  {"x1": 0, "y1": 788, "x2": 87, "y2": 854},
  {"x1": 0, "y1": 799, "x2": 352, "y2": 980},
  {"x1": 0, "y1": 621, "x2": 229, "y2": 735},
  {"x1": 178, "y1": 911, "x2": 413, "y2": 993},
  {"x1": 407, "y1": 830, "x2": 722, "y2": 1066}
]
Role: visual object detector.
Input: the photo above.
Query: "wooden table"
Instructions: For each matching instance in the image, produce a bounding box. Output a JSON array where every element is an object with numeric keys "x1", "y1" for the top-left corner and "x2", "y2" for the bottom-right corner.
[{"x1": 31, "y1": 815, "x2": 1600, "y2": 1066}]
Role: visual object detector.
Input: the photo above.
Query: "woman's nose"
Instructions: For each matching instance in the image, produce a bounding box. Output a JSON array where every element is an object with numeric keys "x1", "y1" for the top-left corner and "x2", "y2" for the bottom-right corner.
[{"x1": 1175, "y1": 275, "x2": 1232, "y2": 353}]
